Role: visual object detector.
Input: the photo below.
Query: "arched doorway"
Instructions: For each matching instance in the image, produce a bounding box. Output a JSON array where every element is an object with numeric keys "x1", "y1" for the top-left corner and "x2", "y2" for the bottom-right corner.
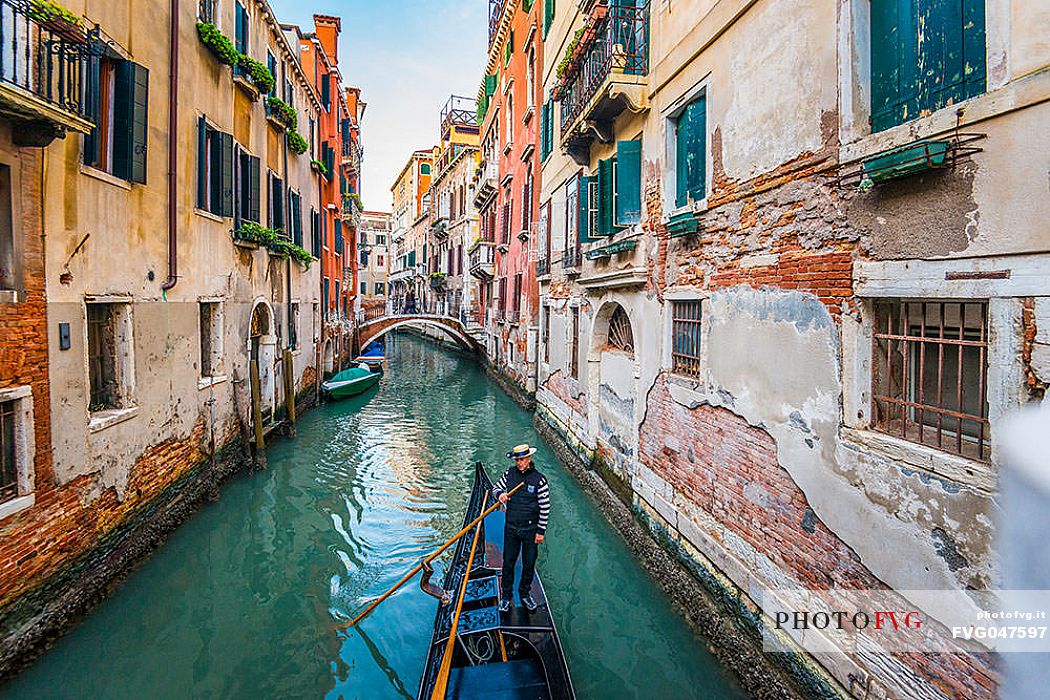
[
  {"x1": 322, "y1": 339, "x2": 334, "y2": 376},
  {"x1": 249, "y1": 302, "x2": 277, "y2": 423},
  {"x1": 589, "y1": 301, "x2": 639, "y2": 475}
]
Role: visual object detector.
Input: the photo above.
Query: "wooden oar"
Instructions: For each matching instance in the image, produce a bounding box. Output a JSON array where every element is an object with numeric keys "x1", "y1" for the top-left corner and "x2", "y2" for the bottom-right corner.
[
  {"x1": 430, "y1": 492, "x2": 487, "y2": 700},
  {"x1": 340, "y1": 481, "x2": 521, "y2": 629}
]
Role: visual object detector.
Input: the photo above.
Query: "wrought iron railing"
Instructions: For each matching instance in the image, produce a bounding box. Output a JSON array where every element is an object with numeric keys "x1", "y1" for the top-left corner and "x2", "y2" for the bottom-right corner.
[
  {"x1": 0, "y1": 0, "x2": 90, "y2": 119},
  {"x1": 559, "y1": 3, "x2": 649, "y2": 131},
  {"x1": 536, "y1": 257, "x2": 549, "y2": 277},
  {"x1": 342, "y1": 193, "x2": 362, "y2": 228},
  {"x1": 562, "y1": 246, "x2": 581, "y2": 270}
]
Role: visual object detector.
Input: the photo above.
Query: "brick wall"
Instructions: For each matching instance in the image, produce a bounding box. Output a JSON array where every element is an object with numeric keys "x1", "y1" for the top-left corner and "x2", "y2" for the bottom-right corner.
[{"x1": 639, "y1": 377, "x2": 998, "y2": 699}]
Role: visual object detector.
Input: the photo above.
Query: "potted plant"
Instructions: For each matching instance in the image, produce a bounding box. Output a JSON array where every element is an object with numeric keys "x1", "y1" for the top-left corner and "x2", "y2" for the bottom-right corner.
[
  {"x1": 287, "y1": 131, "x2": 308, "y2": 155},
  {"x1": 196, "y1": 22, "x2": 238, "y2": 66},
  {"x1": 237, "y1": 55, "x2": 274, "y2": 95},
  {"x1": 429, "y1": 272, "x2": 447, "y2": 290},
  {"x1": 29, "y1": 0, "x2": 86, "y2": 43},
  {"x1": 311, "y1": 159, "x2": 328, "y2": 177},
  {"x1": 265, "y1": 96, "x2": 297, "y2": 131}
]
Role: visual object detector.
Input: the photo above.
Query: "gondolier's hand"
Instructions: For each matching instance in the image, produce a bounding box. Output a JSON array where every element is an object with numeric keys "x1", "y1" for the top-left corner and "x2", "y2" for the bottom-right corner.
[
  {"x1": 534, "y1": 534, "x2": 544, "y2": 544},
  {"x1": 498, "y1": 492, "x2": 509, "y2": 505}
]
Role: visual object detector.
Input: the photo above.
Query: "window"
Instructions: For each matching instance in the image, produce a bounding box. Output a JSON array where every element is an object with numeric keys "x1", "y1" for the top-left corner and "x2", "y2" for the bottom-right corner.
[
  {"x1": 870, "y1": 0, "x2": 986, "y2": 133},
  {"x1": 268, "y1": 172, "x2": 284, "y2": 232},
  {"x1": 420, "y1": 163, "x2": 431, "y2": 175},
  {"x1": 607, "y1": 306, "x2": 634, "y2": 354},
  {"x1": 198, "y1": 0, "x2": 215, "y2": 23},
  {"x1": 310, "y1": 208, "x2": 321, "y2": 257},
  {"x1": 501, "y1": 200, "x2": 512, "y2": 245},
  {"x1": 673, "y1": 94, "x2": 707, "y2": 207},
  {"x1": 872, "y1": 300, "x2": 990, "y2": 461},
  {"x1": 289, "y1": 302, "x2": 299, "y2": 350},
  {"x1": 377, "y1": 255, "x2": 384, "y2": 267},
  {"x1": 334, "y1": 219, "x2": 344, "y2": 255},
  {"x1": 0, "y1": 164, "x2": 17, "y2": 293},
  {"x1": 521, "y1": 171, "x2": 533, "y2": 232},
  {"x1": 570, "y1": 306, "x2": 580, "y2": 379},
  {"x1": 1, "y1": 398, "x2": 18, "y2": 503},
  {"x1": 197, "y1": 118, "x2": 232, "y2": 216},
  {"x1": 360, "y1": 282, "x2": 367, "y2": 295},
  {"x1": 513, "y1": 273, "x2": 522, "y2": 318},
  {"x1": 506, "y1": 93, "x2": 514, "y2": 144},
  {"x1": 526, "y1": 47, "x2": 536, "y2": 107},
  {"x1": 234, "y1": 2, "x2": 248, "y2": 54},
  {"x1": 543, "y1": 0, "x2": 555, "y2": 37},
  {"x1": 83, "y1": 56, "x2": 149, "y2": 183},
  {"x1": 199, "y1": 301, "x2": 222, "y2": 378},
  {"x1": 86, "y1": 302, "x2": 134, "y2": 413},
  {"x1": 376, "y1": 234, "x2": 386, "y2": 245},
  {"x1": 234, "y1": 146, "x2": 260, "y2": 224},
  {"x1": 504, "y1": 30, "x2": 514, "y2": 66},
  {"x1": 375, "y1": 282, "x2": 385, "y2": 295},
  {"x1": 267, "y1": 51, "x2": 277, "y2": 96},
  {"x1": 671, "y1": 300, "x2": 703, "y2": 379},
  {"x1": 565, "y1": 176, "x2": 578, "y2": 256},
  {"x1": 322, "y1": 277, "x2": 329, "y2": 320},
  {"x1": 321, "y1": 74, "x2": 330, "y2": 110},
  {"x1": 498, "y1": 277, "x2": 507, "y2": 319}
]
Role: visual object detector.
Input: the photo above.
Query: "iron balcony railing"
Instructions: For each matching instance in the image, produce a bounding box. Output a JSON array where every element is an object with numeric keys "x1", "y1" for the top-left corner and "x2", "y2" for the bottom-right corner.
[
  {"x1": 536, "y1": 257, "x2": 549, "y2": 277},
  {"x1": 0, "y1": 0, "x2": 90, "y2": 121},
  {"x1": 563, "y1": 247, "x2": 581, "y2": 270},
  {"x1": 342, "y1": 193, "x2": 363, "y2": 228},
  {"x1": 559, "y1": 3, "x2": 649, "y2": 131}
]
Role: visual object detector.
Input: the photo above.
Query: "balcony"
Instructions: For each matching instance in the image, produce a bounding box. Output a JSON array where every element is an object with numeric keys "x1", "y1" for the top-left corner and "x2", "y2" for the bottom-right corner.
[
  {"x1": 562, "y1": 247, "x2": 581, "y2": 272},
  {"x1": 431, "y1": 216, "x2": 449, "y2": 241},
  {"x1": 0, "y1": 0, "x2": 94, "y2": 146},
  {"x1": 472, "y1": 159, "x2": 498, "y2": 210},
  {"x1": 342, "y1": 140, "x2": 361, "y2": 175},
  {"x1": 342, "y1": 192, "x2": 363, "y2": 229},
  {"x1": 555, "y1": 2, "x2": 649, "y2": 166},
  {"x1": 469, "y1": 240, "x2": 495, "y2": 280},
  {"x1": 536, "y1": 257, "x2": 550, "y2": 277}
]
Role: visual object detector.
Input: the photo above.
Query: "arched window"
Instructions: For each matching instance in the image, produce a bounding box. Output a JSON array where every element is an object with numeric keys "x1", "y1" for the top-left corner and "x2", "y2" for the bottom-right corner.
[{"x1": 607, "y1": 306, "x2": 634, "y2": 355}]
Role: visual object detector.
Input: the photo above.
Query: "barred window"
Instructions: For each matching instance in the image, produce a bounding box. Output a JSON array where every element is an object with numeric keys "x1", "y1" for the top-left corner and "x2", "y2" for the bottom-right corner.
[
  {"x1": 872, "y1": 300, "x2": 990, "y2": 461},
  {"x1": 1, "y1": 400, "x2": 16, "y2": 503},
  {"x1": 671, "y1": 300, "x2": 702, "y2": 378},
  {"x1": 607, "y1": 306, "x2": 634, "y2": 355}
]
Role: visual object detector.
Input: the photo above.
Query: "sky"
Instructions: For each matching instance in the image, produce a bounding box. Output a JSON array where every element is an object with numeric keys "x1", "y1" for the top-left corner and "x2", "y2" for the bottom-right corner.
[{"x1": 269, "y1": 0, "x2": 488, "y2": 212}]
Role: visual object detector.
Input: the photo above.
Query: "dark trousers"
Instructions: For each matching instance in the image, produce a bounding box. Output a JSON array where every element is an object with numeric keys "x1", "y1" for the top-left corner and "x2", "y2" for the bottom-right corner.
[{"x1": 501, "y1": 527, "x2": 538, "y2": 599}]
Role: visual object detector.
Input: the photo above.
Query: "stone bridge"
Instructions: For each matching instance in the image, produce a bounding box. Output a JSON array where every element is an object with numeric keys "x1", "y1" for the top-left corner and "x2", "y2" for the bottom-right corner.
[{"x1": 355, "y1": 314, "x2": 481, "y2": 355}]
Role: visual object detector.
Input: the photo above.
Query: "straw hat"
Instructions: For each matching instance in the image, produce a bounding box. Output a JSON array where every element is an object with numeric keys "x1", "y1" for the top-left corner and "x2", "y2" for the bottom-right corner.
[{"x1": 507, "y1": 443, "x2": 538, "y2": 459}]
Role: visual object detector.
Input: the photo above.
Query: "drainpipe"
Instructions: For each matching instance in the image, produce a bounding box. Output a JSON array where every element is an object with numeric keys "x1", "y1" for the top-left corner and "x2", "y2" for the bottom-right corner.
[{"x1": 161, "y1": 0, "x2": 179, "y2": 291}]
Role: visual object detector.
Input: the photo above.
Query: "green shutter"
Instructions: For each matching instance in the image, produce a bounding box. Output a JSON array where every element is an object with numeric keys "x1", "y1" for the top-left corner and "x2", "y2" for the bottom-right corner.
[
  {"x1": 220, "y1": 132, "x2": 233, "y2": 216},
  {"x1": 113, "y1": 61, "x2": 148, "y2": 183},
  {"x1": 598, "y1": 157, "x2": 614, "y2": 236},
  {"x1": 543, "y1": 0, "x2": 555, "y2": 37},
  {"x1": 615, "y1": 140, "x2": 641, "y2": 226},
  {"x1": 485, "y1": 74, "x2": 497, "y2": 97},
  {"x1": 196, "y1": 117, "x2": 207, "y2": 209},
  {"x1": 249, "y1": 156, "x2": 261, "y2": 223},
  {"x1": 675, "y1": 95, "x2": 706, "y2": 207},
  {"x1": 504, "y1": 31, "x2": 514, "y2": 66},
  {"x1": 83, "y1": 53, "x2": 100, "y2": 166}
]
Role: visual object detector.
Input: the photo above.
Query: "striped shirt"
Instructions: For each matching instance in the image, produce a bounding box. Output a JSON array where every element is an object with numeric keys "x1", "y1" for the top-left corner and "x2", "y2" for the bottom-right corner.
[{"x1": 493, "y1": 464, "x2": 551, "y2": 535}]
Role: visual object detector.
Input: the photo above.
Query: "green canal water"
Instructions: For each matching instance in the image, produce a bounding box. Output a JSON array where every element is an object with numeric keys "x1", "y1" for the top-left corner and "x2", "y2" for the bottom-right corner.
[{"x1": 4, "y1": 334, "x2": 747, "y2": 700}]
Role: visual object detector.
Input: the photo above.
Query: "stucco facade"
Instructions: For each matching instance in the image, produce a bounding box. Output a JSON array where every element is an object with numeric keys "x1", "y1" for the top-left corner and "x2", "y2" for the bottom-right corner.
[
  {"x1": 389, "y1": 149, "x2": 433, "y2": 314},
  {"x1": 534, "y1": 0, "x2": 1050, "y2": 697}
]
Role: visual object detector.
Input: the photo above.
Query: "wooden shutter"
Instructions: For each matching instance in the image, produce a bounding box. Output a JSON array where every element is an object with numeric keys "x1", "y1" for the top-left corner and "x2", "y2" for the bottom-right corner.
[
  {"x1": 196, "y1": 117, "x2": 208, "y2": 209},
  {"x1": 235, "y1": 2, "x2": 248, "y2": 53},
  {"x1": 675, "y1": 96, "x2": 706, "y2": 207},
  {"x1": 249, "y1": 156, "x2": 261, "y2": 223},
  {"x1": 83, "y1": 53, "x2": 101, "y2": 166},
  {"x1": 217, "y1": 132, "x2": 233, "y2": 216},
  {"x1": 870, "y1": 0, "x2": 911, "y2": 132},
  {"x1": 615, "y1": 140, "x2": 641, "y2": 226},
  {"x1": 321, "y1": 75, "x2": 330, "y2": 109},
  {"x1": 113, "y1": 61, "x2": 149, "y2": 183},
  {"x1": 597, "y1": 157, "x2": 614, "y2": 236}
]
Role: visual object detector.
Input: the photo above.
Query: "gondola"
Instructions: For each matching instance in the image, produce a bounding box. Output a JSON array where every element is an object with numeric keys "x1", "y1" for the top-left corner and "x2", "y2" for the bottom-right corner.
[{"x1": 417, "y1": 462, "x2": 575, "y2": 699}]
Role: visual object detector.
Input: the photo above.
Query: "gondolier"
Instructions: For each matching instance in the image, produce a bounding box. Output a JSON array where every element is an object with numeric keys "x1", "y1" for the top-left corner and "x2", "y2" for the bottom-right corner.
[{"x1": 493, "y1": 443, "x2": 550, "y2": 613}]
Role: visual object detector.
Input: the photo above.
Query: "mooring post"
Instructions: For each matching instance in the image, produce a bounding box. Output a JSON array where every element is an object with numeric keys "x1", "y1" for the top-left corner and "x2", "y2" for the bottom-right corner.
[
  {"x1": 283, "y1": 349, "x2": 296, "y2": 436},
  {"x1": 249, "y1": 359, "x2": 266, "y2": 468}
]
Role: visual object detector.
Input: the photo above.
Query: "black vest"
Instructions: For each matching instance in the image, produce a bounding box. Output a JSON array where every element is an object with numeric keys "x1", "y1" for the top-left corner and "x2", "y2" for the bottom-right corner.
[{"x1": 502, "y1": 465, "x2": 544, "y2": 533}]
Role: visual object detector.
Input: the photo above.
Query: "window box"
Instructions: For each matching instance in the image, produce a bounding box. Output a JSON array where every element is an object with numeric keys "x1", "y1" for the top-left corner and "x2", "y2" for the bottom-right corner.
[
  {"x1": 838, "y1": 133, "x2": 984, "y2": 189},
  {"x1": 584, "y1": 238, "x2": 636, "y2": 260},
  {"x1": 667, "y1": 210, "x2": 699, "y2": 238}
]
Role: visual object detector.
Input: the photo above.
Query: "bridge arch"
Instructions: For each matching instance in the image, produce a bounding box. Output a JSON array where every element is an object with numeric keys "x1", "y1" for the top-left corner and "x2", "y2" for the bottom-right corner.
[{"x1": 357, "y1": 315, "x2": 479, "y2": 354}]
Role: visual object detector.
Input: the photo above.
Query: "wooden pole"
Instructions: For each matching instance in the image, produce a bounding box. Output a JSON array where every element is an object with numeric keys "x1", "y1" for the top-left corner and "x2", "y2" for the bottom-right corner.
[
  {"x1": 340, "y1": 482, "x2": 522, "y2": 630},
  {"x1": 430, "y1": 492, "x2": 487, "y2": 700},
  {"x1": 283, "y1": 349, "x2": 296, "y2": 434},
  {"x1": 249, "y1": 359, "x2": 265, "y2": 452}
]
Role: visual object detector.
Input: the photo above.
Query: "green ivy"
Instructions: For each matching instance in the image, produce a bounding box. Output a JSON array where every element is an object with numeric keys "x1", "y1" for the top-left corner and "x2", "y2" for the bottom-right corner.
[
  {"x1": 556, "y1": 26, "x2": 588, "y2": 80},
  {"x1": 238, "y1": 54, "x2": 275, "y2": 94},
  {"x1": 233, "y1": 222, "x2": 312, "y2": 267},
  {"x1": 28, "y1": 0, "x2": 81, "y2": 27},
  {"x1": 311, "y1": 159, "x2": 328, "y2": 177},
  {"x1": 265, "y1": 96, "x2": 297, "y2": 130},
  {"x1": 287, "y1": 131, "x2": 308, "y2": 155},
  {"x1": 196, "y1": 22, "x2": 239, "y2": 66}
]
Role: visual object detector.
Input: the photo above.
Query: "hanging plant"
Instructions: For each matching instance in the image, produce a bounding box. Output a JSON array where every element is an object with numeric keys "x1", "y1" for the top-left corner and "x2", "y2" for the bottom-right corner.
[
  {"x1": 29, "y1": 0, "x2": 85, "y2": 42},
  {"x1": 238, "y1": 55, "x2": 275, "y2": 94},
  {"x1": 311, "y1": 159, "x2": 328, "y2": 177},
  {"x1": 233, "y1": 222, "x2": 312, "y2": 267},
  {"x1": 265, "y1": 96, "x2": 298, "y2": 130},
  {"x1": 287, "y1": 131, "x2": 308, "y2": 155},
  {"x1": 196, "y1": 22, "x2": 239, "y2": 66}
]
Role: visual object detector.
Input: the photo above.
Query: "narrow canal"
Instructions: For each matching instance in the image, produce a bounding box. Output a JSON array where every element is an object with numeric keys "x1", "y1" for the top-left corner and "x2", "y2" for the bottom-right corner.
[{"x1": 5, "y1": 334, "x2": 746, "y2": 700}]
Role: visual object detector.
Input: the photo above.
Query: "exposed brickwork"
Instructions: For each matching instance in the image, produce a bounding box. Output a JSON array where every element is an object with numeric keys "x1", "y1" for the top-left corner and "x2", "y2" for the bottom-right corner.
[{"x1": 638, "y1": 376, "x2": 998, "y2": 699}]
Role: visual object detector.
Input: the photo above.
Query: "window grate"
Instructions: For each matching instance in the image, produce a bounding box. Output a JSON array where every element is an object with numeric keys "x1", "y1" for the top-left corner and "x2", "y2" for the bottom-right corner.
[
  {"x1": 872, "y1": 300, "x2": 990, "y2": 461},
  {"x1": 570, "y1": 307, "x2": 580, "y2": 379},
  {"x1": 608, "y1": 306, "x2": 634, "y2": 355},
  {"x1": 671, "y1": 300, "x2": 703, "y2": 379},
  {"x1": 1, "y1": 400, "x2": 16, "y2": 502}
]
